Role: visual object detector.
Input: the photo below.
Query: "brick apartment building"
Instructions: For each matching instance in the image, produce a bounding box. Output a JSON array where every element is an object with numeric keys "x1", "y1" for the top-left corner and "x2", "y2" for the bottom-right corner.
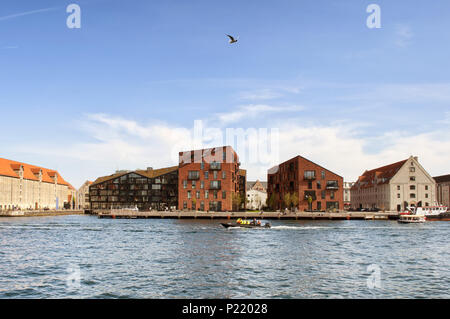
[
  {"x1": 178, "y1": 146, "x2": 244, "y2": 212},
  {"x1": 267, "y1": 155, "x2": 344, "y2": 212},
  {"x1": 434, "y1": 174, "x2": 450, "y2": 207}
]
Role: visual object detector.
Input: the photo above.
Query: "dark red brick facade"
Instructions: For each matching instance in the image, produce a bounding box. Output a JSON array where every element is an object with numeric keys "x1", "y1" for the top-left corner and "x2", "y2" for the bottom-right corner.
[
  {"x1": 267, "y1": 156, "x2": 344, "y2": 212},
  {"x1": 178, "y1": 146, "x2": 243, "y2": 212}
]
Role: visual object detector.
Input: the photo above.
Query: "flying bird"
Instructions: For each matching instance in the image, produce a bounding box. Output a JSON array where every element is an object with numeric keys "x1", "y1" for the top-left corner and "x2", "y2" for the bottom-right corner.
[{"x1": 226, "y1": 34, "x2": 238, "y2": 44}]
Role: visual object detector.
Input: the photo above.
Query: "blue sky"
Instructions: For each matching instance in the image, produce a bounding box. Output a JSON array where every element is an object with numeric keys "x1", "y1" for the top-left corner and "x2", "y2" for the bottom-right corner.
[{"x1": 0, "y1": 0, "x2": 449, "y2": 188}]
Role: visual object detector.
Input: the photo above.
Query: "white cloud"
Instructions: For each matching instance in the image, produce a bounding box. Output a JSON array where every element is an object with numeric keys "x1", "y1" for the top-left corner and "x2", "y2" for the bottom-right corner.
[
  {"x1": 0, "y1": 7, "x2": 57, "y2": 22},
  {"x1": 215, "y1": 104, "x2": 305, "y2": 125},
  {"x1": 238, "y1": 87, "x2": 302, "y2": 101},
  {"x1": 12, "y1": 109, "x2": 450, "y2": 188}
]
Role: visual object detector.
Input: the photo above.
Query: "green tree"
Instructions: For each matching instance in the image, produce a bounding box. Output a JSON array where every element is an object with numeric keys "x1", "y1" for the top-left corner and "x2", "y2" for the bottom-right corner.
[
  {"x1": 283, "y1": 193, "x2": 292, "y2": 210},
  {"x1": 291, "y1": 193, "x2": 299, "y2": 210},
  {"x1": 267, "y1": 193, "x2": 276, "y2": 210},
  {"x1": 232, "y1": 193, "x2": 242, "y2": 211}
]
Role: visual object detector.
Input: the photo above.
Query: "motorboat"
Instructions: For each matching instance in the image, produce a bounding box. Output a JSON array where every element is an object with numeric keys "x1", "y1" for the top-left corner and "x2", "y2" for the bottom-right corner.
[
  {"x1": 398, "y1": 214, "x2": 426, "y2": 224},
  {"x1": 221, "y1": 219, "x2": 271, "y2": 229},
  {"x1": 400, "y1": 205, "x2": 448, "y2": 221}
]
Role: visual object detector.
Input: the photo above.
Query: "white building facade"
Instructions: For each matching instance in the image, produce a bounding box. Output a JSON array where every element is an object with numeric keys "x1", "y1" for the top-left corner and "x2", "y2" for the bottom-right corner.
[
  {"x1": 246, "y1": 180, "x2": 267, "y2": 210},
  {"x1": 351, "y1": 156, "x2": 436, "y2": 212},
  {"x1": 0, "y1": 158, "x2": 71, "y2": 210}
]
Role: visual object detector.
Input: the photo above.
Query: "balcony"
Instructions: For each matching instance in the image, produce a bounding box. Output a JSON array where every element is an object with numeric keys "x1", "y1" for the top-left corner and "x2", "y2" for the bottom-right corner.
[
  {"x1": 187, "y1": 171, "x2": 200, "y2": 180},
  {"x1": 209, "y1": 162, "x2": 221, "y2": 170},
  {"x1": 304, "y1": 171, "x2": 316, "y2": 180},
  {"x1": 209, "y1": 181, "x2": 221, "y2": 190},
  {"x1": 304, "y1": 190, "x2": 317, "y2": 201},
  {"x1": 326, "y1": 181, "x2": 339, "y2": 190}
]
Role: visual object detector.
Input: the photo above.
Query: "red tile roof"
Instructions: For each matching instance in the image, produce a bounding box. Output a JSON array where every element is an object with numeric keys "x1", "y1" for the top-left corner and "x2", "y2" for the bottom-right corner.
[
  {"x1": 0, "y1": 157, "x2": 70, "y2": 186},
  {"x1": 351, "y1": 159, "x2": 407, "y2": 190}
]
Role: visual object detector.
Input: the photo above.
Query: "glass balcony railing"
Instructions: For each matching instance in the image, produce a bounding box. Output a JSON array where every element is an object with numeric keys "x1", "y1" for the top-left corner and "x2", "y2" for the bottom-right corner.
[
  {"x1": 209, "y1": 162, "x2": 221, "y2": 170},
  {"x1": 326, "y1": 181, "x2": 339, "y2": 189},
  {"x1": 209, "y1": 181, "x2": 221, "y2": 189},
  {"x1": 188, "y1": 171, "x2": 200, "y2": 180},
  {"x1": 304, "y1": 171, "x2": 316, "y2": 180}
]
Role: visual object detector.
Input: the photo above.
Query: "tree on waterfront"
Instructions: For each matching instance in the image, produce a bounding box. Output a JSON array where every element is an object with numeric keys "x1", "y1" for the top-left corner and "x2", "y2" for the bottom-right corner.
[
  {"x1": 232, "y1": 193, "x2": 242, "y2": 211},
  {"x1": 267, "y1": 193, "x2": 276, "y2": 210},
  {"x1": 283, "y1": 193, "x2": 292, "y2": 210},
  {"x1": 291, "y1": 193, "x2": 299, "y2": 211}
]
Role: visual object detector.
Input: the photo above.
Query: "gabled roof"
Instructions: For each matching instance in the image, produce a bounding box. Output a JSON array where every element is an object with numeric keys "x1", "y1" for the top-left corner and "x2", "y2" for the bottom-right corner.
[
  {"x1": 247, "y1": 180, "x2": 267, "y2": 191},
  {"x1": 434, "y1": 174, "x2": 450, "y2": 184},
  {"x1": 91, "y1": 166, "x2": 178, "y2": 186},
  {"x1": 351, "y1": 159, "x2": 408, "y2": 190},
  {"x1": 0, "y1": 157, "x2": 70, "y2": 186},
  {"x1": 267, "y1": 155, "x2": 343, "y2": 178}
]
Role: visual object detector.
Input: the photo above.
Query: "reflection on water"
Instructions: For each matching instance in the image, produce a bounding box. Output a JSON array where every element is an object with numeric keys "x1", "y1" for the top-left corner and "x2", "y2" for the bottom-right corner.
[{"x1": 0, "y1": 216, "x2": 449, "y2": 298}]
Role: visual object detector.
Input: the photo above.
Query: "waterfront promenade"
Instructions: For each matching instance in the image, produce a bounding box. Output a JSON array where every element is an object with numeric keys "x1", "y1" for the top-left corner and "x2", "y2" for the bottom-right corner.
[
  {"x1": 0, "y1": 210, "x2": 84, "y2": 217},
  {"x1": 96, "y1": 210, "x2": 399, "y2": 220}
]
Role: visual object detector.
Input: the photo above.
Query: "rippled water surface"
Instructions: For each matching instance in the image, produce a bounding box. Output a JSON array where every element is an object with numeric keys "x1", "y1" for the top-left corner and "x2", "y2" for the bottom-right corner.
[{"x1": 0, "y1": 215, "x2": 449, "y2": 298}]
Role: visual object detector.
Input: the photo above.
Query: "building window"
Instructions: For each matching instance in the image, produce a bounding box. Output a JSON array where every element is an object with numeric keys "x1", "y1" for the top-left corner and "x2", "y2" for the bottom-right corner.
[
  {"x1": 317, "y1": 181, "x2": 321, "y2": 189},
  {"x1": 308, "y1": 181, "x2": 313, "y2": 189},
  {"x1": 410, "y1": 167, "x2": 415, "y2": 172},
  {"x1": 425, "y1": 185, "x2": 428, "y2": 191},
  {"x1": 330, "y1": 191, "x2": 335, "y2": 200},
  {"x1": 410, "y1": 185, "x2": 415, "y2": 190},
  {"x1": 201, "y1": 162, "x2": 204, "y2": 170},
  {"x1": 317, "y1": 202, "x2": 321, "y2": 211},
  {"x1": 213, "y1": 171, "x2": 218, "y2": 179},
  {"x1": 200, "y1": 181, "x2": 204, "y2": 189},
  {"x1": 222, "y1": 171, "x2": 226, "y2": 179},
  {"x1": 321, "y1": 190, "x2": 326, "y2": 199},
  {"x1": 183, "y1": 201, "x2": 187, "y2": 209},
  {"x1": 321, "y1": 171, "x2": 325, "y2": 179},
  {"x1": 410, "y1": 193, "x2": 416, "y2": 199},
  {"x1": 397, "y1": 194, "x2": 400, "y2": 198},
  {"x1": 410, "y1": 176, "x2": 416, "y2": 181},
  {"x1": 196, "y1": 191, "x2": 200, "y2": 199},
  {"x1": 304, "y1": 171, "x2": 316, "y2": 180},
  {"x1": 187, "y1": 191, "x2": 191, "y2": 199},
  {"x1": 222, "y1": 191, "x2": 226, "y2": 199},
  {"x1": 397, "y1": 185, "x2": 401, "y2": 190},
  {"x1": 214, "y1": 190, "x2": 218, "y2": 199},
  {"x1": 205, "y1": 171, "x2": 209, "y2": 179},
  {"x1": 425, "y1": 193, "x2": 429, "y2": 198},
  {"x1": 205, "y1": 190, "x2": 209, "y2": 199}
]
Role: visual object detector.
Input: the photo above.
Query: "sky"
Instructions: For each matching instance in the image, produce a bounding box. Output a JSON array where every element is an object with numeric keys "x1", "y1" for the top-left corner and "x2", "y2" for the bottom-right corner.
[{"x1": 0, "y1": 0, "x2": 449, "y2": 188}]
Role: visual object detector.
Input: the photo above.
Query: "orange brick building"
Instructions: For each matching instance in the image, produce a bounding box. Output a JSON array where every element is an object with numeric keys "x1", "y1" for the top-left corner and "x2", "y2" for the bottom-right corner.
[
  {"x1": 178, "y1": 146, "x2": 244, "y2": 211},
  {"x1": 267, "y1": 155, "x2": 344, "y2": 212}
]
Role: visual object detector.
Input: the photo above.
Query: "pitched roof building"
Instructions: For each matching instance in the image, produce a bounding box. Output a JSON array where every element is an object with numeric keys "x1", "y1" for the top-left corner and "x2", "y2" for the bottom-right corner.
[
  {"x1": 351, "y1": 156, "x2": 436, "y2": 211},
  {"x1": 0, "y1": 157, "x2": 72, "y2": 210},
  {"x1": 267, "y1": 155, "x2": 344, "y2": 212},
  {"x1": 433, "y1": 174, "x2": 450, "y2": 207},
  {"x1": 90, "y1": 166, "x2": 179, "y2": 211}
]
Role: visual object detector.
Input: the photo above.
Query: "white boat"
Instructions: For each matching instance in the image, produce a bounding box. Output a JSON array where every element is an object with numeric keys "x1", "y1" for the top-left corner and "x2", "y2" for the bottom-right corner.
[
  {"x1": 401, "y1": 205, "x2": 447, "y2": 217},
  {"x1": 398, "y1": 214, "x2": 426, "y2": 224}
]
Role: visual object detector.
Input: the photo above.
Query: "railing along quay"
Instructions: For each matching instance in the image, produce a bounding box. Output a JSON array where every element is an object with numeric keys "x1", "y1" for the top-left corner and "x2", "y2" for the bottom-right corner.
[{"x1": 96, "y1": 210, "x2": 399, "y2": 220}]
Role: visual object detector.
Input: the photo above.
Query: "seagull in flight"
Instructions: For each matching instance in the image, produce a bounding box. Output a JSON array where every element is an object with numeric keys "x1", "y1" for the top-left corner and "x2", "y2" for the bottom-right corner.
[{"x1": 226, "y1": 34, "x2": 238, "y2": 44}]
